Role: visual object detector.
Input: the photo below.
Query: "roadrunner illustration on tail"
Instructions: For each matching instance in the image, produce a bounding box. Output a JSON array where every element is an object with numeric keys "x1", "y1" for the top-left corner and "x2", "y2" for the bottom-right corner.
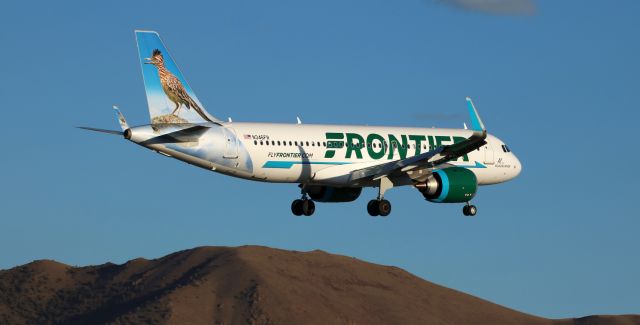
[
  {"x1": 144, "y1": 49, "x2": 212, "y2": 123},
  {"x1": 80, "y1": 30, "x2": 522, "y2": 217}
]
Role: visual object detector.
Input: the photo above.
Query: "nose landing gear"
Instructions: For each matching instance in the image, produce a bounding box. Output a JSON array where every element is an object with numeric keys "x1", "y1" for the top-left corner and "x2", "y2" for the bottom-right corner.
[{"x1": 462, "y1": 203, "x2": 477, "y2": 216}]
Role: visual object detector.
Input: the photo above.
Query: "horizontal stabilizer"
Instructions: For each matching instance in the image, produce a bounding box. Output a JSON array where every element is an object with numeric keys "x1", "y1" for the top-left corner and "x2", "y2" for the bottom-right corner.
[{"x1": 77, "y1": 126, "x2": 123, "y2": 135}]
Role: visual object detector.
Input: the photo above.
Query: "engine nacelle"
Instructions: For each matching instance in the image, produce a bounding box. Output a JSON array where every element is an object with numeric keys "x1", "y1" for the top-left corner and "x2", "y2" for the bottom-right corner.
[
  {"x1": 307, "y1": 186, "x2": 362, "y2": 203},
  {"x1": 417, "y1": 167, "x2": 478, "y2": 203}
]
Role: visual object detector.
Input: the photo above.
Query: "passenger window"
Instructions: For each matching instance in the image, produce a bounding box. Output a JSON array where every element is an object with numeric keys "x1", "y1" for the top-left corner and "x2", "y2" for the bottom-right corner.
[
  {"x1": 277, "y1": 141, "x2": 281, "y2": 146},
  {"x1": 306, "y1": 141, "x2": 309, "y2": 146},
  {"x1": 254, "y1": 140, "x2": 257, "y2": 145},
  {"x1": 260, "y1": 141, "x2": 263, "y2": 145}
]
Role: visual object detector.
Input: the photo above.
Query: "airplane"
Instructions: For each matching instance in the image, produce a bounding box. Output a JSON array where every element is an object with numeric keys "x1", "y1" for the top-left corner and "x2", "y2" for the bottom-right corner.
[{"x1": 80, "y1": 30, "x2": 522, "y2": 217}]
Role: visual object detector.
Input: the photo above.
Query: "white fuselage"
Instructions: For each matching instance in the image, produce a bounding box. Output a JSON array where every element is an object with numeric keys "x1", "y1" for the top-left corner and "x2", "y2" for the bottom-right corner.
[{"x1": 127, "y1": 122, "x2": 522, "y2": 188}]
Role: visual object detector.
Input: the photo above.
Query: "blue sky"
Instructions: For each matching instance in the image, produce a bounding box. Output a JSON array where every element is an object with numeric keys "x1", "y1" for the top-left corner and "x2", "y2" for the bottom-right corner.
[{"x1": 1, "y1": 0, "x2": 638, "y2": 319}]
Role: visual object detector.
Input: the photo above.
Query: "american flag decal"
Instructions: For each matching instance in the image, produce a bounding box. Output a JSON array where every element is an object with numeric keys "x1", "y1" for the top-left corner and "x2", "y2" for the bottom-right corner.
[{"x1": 244, "y1": 134, "x2": 252, "y2": 139}]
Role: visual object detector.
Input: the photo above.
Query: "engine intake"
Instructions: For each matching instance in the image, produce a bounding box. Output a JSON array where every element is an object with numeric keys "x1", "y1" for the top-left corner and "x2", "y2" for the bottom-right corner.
[
  {"x1": 307, "y1": 186, "x2": 362, "y2": 203},
  {"x1": 417, "y1": 167, "x2": 478, "y2": 203}
]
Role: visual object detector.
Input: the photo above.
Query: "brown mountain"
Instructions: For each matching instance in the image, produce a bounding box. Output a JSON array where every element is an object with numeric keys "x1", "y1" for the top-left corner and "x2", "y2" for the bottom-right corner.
[{"x1": 0, "y1": 246, "x2": 637, "y2": 325}]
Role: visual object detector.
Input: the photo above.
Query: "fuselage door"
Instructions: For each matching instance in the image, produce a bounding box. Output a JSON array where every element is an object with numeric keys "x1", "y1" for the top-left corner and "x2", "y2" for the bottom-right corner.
[
  {"x1": 223, "y1": 127, "x2": 239, "y2": 159},
  {"x1": 483, "y1": 143, "x2": 495, "y2": 165}
]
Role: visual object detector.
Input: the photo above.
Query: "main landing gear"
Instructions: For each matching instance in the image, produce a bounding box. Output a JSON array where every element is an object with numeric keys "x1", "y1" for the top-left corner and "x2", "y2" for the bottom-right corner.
[
  {"x1": 291, "y1": 186, "x2": 315, "y2": 216},
  {"x1": 367, "y1": 199, "x2": 391, "y2": 217},
  {"x1": 462, "y1": 202, "x2": 477, "y2": 216},
  {"x1": 291, "y1": 199, "x2": 315, "y2": 216},
  {"x1": 367, "y1": 177, "x2": 393, "y2": 217}
]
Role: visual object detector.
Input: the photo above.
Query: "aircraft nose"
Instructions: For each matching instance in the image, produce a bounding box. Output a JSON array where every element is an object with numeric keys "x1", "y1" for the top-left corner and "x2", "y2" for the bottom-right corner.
[{"x1": 512, "y1": 154, "x2": 522, "y2": 179}]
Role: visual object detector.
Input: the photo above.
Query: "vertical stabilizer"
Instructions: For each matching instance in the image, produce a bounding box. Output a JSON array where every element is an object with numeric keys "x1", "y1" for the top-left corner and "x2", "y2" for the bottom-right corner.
[{"x1": 135, "y1": 30, "x2": 221, "y2": 124}]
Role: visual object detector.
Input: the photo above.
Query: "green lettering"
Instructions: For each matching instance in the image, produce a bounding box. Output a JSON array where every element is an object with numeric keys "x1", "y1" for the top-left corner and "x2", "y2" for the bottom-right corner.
[
  {"x1": 435, "y1": 135, "x2": 451, "y2": 147},
  {"x1": 409, "y1": 135, "x2": 426, "y2": 156},
  {"x1": 345, "y1": 133, "x2": 365, "y2": 159},
  {"x1": 387, "y1": 134, "x2": 408, "y2": 160},
  {"x1": 325, "y1": 132, "x2": 344, "y2": 158},
  {"x1": 366, "y1": 133, "x2": 386, "y2": 159},
  {"x1": 428, "y1": 136, "x2": 435, "y2": 150}
]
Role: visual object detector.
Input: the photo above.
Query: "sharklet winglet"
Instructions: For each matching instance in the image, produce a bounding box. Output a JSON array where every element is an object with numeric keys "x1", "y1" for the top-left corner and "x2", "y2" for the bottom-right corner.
[{"x1": 465, "y1": 97, "x2": 486, "y2": 132}]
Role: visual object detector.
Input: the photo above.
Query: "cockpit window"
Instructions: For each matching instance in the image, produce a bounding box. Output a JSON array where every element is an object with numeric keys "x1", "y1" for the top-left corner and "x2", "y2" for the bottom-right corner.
[{"x1": 501, "y1": 145, "x2": 512, "y2": 153}]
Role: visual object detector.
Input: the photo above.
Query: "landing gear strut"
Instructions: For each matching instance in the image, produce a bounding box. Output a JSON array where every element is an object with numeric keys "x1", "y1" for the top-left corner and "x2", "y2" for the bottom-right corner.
[
  {"x1": 462, "y1": 203, "x2": 477, "y2": 216},
  {"x1": 367, "y1": 177, "x2": 393, "y2": 217},
  {"x1": 291, "y1": 185, "x2": 315, "y2": 216}
]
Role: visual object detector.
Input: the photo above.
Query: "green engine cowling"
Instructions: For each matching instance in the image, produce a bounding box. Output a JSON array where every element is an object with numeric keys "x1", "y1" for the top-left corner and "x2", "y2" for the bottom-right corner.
[
  {"x1": 307, "y1": 186, "x2": 362, "y2": 202},
  {"x1": 418, "y1": 167, "x2": 478, "y2": 203}
]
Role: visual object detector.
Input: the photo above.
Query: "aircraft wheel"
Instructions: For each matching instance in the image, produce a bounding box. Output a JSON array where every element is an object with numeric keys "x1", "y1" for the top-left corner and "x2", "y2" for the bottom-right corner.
[
  {"x1": 302, "y1": 199, "x2": 315, "y2": 216},
  {"x1": 367, "y1": 200, "x2": 380, "y2": 216},
  {"x1": 291, "y1": 199, "x2": 304, "y2": 216},
  {"x1": 378, "y1": 200, "x2": 392, "y2": 217},
  {"x1": 463, "y1": 205, "x2": 477, "y2": 216}
]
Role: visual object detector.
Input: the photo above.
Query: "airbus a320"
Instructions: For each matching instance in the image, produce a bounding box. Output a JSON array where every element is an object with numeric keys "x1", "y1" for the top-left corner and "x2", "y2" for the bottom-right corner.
[{"x1": 81, "y1": 30, "x2": 522, "y2": 217}]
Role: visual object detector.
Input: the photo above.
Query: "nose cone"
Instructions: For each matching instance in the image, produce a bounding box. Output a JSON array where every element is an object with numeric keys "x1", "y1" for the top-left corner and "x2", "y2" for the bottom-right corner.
[{"x1": 511, "y1": 154, "x2": 522, "y2": 179}]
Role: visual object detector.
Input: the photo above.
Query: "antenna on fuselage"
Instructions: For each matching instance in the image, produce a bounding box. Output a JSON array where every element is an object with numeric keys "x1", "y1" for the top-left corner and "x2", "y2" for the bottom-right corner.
[
  {"x1": 463, "y1": 122, "x2": 468, "y2": 130},
  {"x1": 228, "y1": 117, "x2": 233, "y2": 123},
  {"x1": 296, "y1": 116, "x2": 302, "y2": 124}
]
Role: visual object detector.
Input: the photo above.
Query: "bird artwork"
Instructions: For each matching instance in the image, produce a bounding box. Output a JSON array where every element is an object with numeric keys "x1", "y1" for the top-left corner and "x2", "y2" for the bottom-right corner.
[{"x1": 144, "y1": 49, "x2": 212, "y2": 122}]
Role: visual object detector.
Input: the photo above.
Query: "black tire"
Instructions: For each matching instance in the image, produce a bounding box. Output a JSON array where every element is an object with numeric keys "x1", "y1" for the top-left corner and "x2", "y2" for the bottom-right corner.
[
  {"x1": 468, "y1": 205, "x2": 477, "y2": 216},
  {"x1": 378, "y1": 200, "x2": 392, "y2": 217},
  {"x1": 291, "y1": 199, "x2": 304, "y2": 216},
  {"x1": 367, "y1": 200, "x2": 379, "y2": 216},
  {"x1": 462, "y1": 205, "x2": 470, "y2": 216},
  {"x1": 302, "y1": 200, "x2": 315, "y2": 216}
]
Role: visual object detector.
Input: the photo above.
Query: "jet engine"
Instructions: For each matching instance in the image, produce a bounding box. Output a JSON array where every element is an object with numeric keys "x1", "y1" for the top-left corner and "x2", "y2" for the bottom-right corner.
[
  {"x1": 306, "y1": 186, "x2": 362, "y2": 203},
  {"x1": 416, "y1": 167, "x2": 478, "y2": 203}
]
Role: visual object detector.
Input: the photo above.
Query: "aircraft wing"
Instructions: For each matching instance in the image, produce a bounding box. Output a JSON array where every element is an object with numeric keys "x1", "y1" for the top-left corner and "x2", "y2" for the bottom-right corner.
[
  {"x1": 350, "y1": 129, "x2": 485, "y2": 181},
  {"x1": 312, "y1": 98, "x2": 488, "y2": 185},
  {"x1": 349, "y1": 97, "x2": 487, "y2": 182}
]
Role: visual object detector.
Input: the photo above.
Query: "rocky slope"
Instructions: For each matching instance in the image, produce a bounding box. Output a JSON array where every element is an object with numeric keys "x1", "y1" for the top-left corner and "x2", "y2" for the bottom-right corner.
[{"x1": 0, "y1": 246, "x2": 637, "y2": 325}]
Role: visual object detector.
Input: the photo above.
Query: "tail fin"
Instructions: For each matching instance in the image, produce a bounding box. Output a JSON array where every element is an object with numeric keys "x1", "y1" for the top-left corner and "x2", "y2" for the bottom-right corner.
[{"x1": 135, "y1": 30, "x2": 221, "y2": 125}]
